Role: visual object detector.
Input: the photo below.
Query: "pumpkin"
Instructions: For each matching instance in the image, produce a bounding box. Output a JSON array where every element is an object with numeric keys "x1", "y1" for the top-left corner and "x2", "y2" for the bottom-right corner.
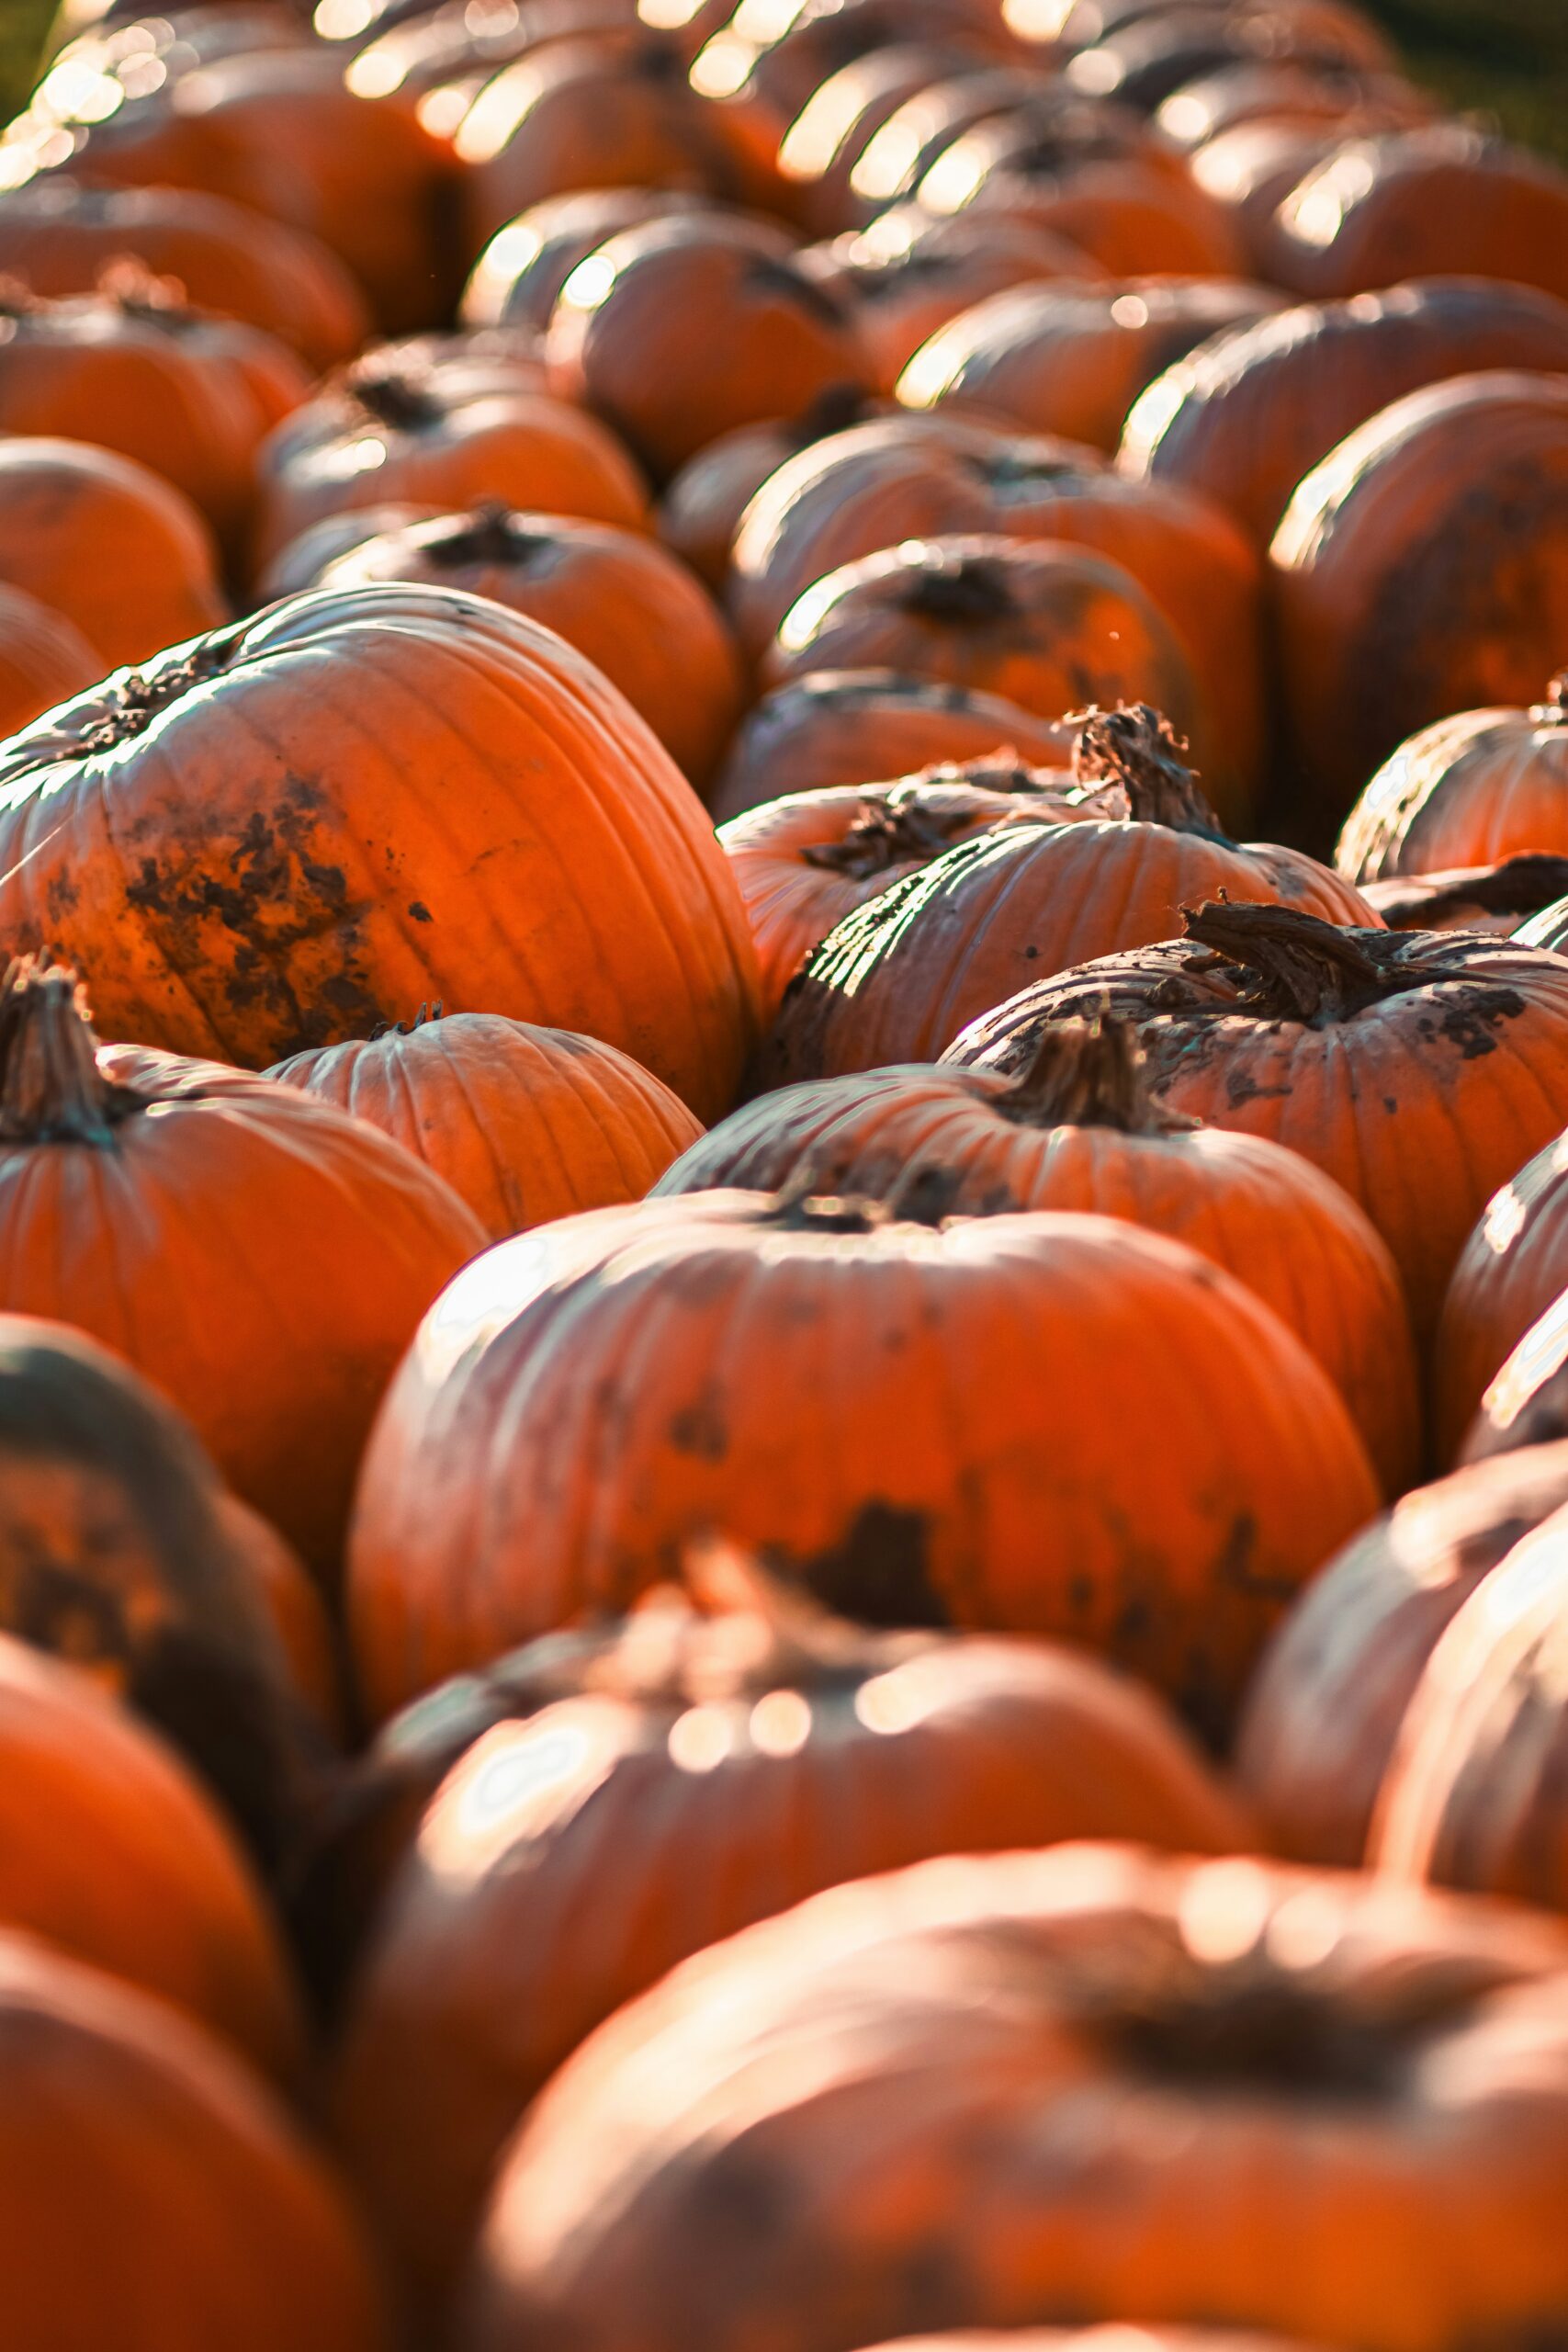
[
  {"x1": 1369, "y1": 1504, "x2": 1568, "y2": 1912},
  {"x1": 0, "y1": 180, "x2": 370, "y2": 370},
  {"x1": 1120, "y1": 277, "x2": 1568, "y2": 552},
  {"x1": 220, "y1": 1497, "x2": 345, "y2": 1741},
  {"x1": 459, "y1": 186, "x2": 715, "y2": 334},
  {"x1": 1266, "y1": 126, "x2": 1568, "y2": 305},
  {"x1": 0, "y1": 589, "x2": 760, "y2": 1111},
  {"x1": 776, "y1": 42, "x2": 995, "y2": 237},
  {"x1": 897, "y1": 277, "x2": 1280, "y2": 456},
  {"x1": 0, "y1": 1632, "x2": 300, "y2": 2076},
  {"x1": 1154, "y1": 60, "x2": 1428, "y2": 155},
  {"x1": 0, "y1": 581, "x2": 100, "y2": 740},
  {"x1": 717, "y1": 755, "x2": 1087, "y2": 1016},
  {"x1": 758, "y1": 707, "x2": 1371, "y2": 1085},
  {"x1": 1271, "y1": 371, "x2": 1568, "y2": 806},
  {"x1": 0, "y1": 1934, "x2": 386, "y2": 2352},
  {"x1": 348, "y1": 1190, "x2": 1376, "y2": 1732},
  {"x1": 460, "y1": 1843, "x2": 1568, "y2": 2352},
  {"x1": 942, "y1": 900, "x2": 1568, "y2": 1341},
  {"x1": 842, "y1": 67, "x2": 1068, "y2": 217},
  {"x1": 303, "y1": 503, "x2": 743, "y2": 791},
  {"x1": 0, "y1": 436, "x2": 224, "y2": 669},
  {"x1": 657, "y1": 386, "x2": 890, "y2": 592},
  {"x1": 266, "y1": 1009, "x2": 705, "y2": 1243},
  {"x1": 658, "y1": 1016, "x2": 1418, "y2": 1493},
  {"x1": 1064, "y1": 4, "x2": 1399, "y2": 112},
  {"x1": 254, "y1": 351, "x2": 649, "y2": 570},
  {"x1": 457, "y1": 33, "x2": 760, "y2": 251},
  {"x1": 333, "y1": 1562, "x2": 1244, "y2": 2310},
  {"x1": 808, "y1": 209, "x2": 1100, "y2": 395},
  {"x1": 1184, "y1": 118, "x2": 1355, "y2": 273},
  {"x1": 1337, "y1": 677, "x2": 1568, "y2": 884},
  {"x1": 1359, "y1": 856, "x2": 1568, "y2": 937},
  {"x1": 255, "y1": 503, "x2": 444, "y2": 601},
  {"x1": 1235, "y1": 1442, "x2": 1568, "y2": 1866},
  {"x1": 711, "y1": 670, "x2": 1076, "y2": 822},
  {"x1": 762, "y1": 536, "x2": 1203, "y2": 746},
  {"x1": 732, "y1": 423, "x2": 1264, "y2": 812},
  {"x1": 1460, "y1": 1297, "x2": 1568, "y2": 1468},
  {"x1": 0, "y1": 272, "x2": 310, "y2": 553},
  {"x1": 342, "y1": 0, "x2": 644, "y2": 128},
  {"x1": 546, "y1": 213, "x2": 870, "y2": 480},
  {"x1": 1434, "y1": 1132, "x2": 1568, "y2": 1464}
]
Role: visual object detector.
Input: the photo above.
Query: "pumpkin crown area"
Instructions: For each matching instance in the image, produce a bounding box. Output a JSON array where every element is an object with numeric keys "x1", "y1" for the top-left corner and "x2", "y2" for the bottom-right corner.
[
  {"x1": 798, "y1": 763, "x2": 1060, "y2": 879},
  {"x1": 84, "y1": 633, "x2": 236, "y2": 752},
  {"x1": 787, "y1": 381, "x2": 883, "y2": 445},
  {"x1": 1071, "y1": 703, "x2": 1229, "y2": 839},
  {"x1": 998, "y1": 1013, "x2": 1189, "y2": 1136},
  {"x1": 899, "y1": 549, "x2": 1019, "y2": 625},
  {"x1": 1178, "y1": 899, "x2": 1425, "y2": 1025},
  {"x1": 419, "y1": 503, "x2": 545, "y2": 570},
  {"x1": 0, "y1": 957, "x2": 146, "y2": 1147},
  {"x1": 343, "y1": 359, "x2": 444, "y2": 432},
  {"x1": 370, "y1": 1001, "x2": 446, "y2": 1039},
  {"x1": 741, "y1": 251, "x2": 855, "y2": 329}
]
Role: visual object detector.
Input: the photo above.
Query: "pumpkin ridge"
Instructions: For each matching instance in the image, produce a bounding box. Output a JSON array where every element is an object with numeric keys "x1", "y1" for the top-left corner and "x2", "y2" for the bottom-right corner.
[{"x1": 0, "y1": 959, "x2": 148, "y2": 1145}]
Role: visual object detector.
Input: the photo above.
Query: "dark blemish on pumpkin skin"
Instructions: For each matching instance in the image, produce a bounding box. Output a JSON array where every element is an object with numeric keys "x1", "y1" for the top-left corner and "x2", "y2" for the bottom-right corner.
[
  {"x1": 669, "y1": 1392, "x2": 728, "y2": 1461},
  {"x1": 1224, "y1": 1069, "x2": 1291, "y2": 1107},
  {"x1": 794, "y1": 1502, "x2": 948, "y2": 1627},
  {"x1": 407, "y1": 900, "x2": 433, "y2": 923}
]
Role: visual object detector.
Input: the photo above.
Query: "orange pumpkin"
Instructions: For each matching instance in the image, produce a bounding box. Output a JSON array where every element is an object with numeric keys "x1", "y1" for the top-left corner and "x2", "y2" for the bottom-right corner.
[
  {"x1": 0, "y1": 1933, "x2": 387, "y2": 2352},
  {"x1": 333, "y1": 1566, "x2": 1245, "y2": 2309},
  {"x1": 0, "y1": 435, "x2": 227, "y2": 669},
  {"x1": 1271, "y1": 371, "x2": 1568, "y2": 805},
  {"x1": 1064, "y1": 3, "x2": 1399, "y2": 109},
  {"x1": 1435, "y1": 1131, "x2": 1568, "y2": 1464},
  {"x1": 776, "y1": 42, "x2": 994, "y2": 237},
  {"x1": 711, "y1": 669, "x2": 1076, "y2": 821},
  {"x1": 0, "y1": 582, "x2": 100, "y2": 739},
  {"x1": 1266, "y1": 125, "x2": 1568, "y2": 304},
  {"x1": 342, "y1": 0, "x2": 644, "y2": 128},
  {"x1": 459, "y1": 185, "x2": 716, "y2": 334},
  {"x1": 1120, "y1": 277, "x2": 1568, "y2": 551},
  {"x1": 255, "y1": 503, "x2": 444, "y2": 602},
  {"x1": 943, "y1": 900, "x2": 1568, "y2": 1340},
  {"x1": 0, "y1": 958, "x2": 485, "y2": 1574},
  {"x1": 718, "y1": 755, "x2": 1085, "y2": 1014},
  {"x1": 302, "y1": 503, "x2": 745, "y2": 791},
  {"x1": 758, "y1": 706, "x2": 1369, "y2": 1084},
  {"x1": 762, "y1": 536, "x2": 1203, "y2": 744},
  {"x1": 1359, "y1": 856, "x2": 1568, "y2": 937},
  {"x1": 254, "y1": 351, "x2": 649, "y2": 570},
  {"x1": 1460, "y1": 1294, "x2": 1568, "y2": 1467},
  {"x1": 1154, "y1": 60, "x2": 1429, "y2": 154},
  {"x1": 659, "y1": 1016, "x2": 1418, "y2": 1493},
  {"x1": 1185, "y1": 118, "x2": 1355, "y2": 273},
  {"x1": 348, "y1": 1192, "x2": 1376, "y2": 1732},
  {"x1": 0, "y1": 1632, "x2": 300, "y2": 2076},
  {"x1": 1337, "y1": 677, "x2": 1568, "y2": 883},
  {"x1": 841, "y1": 68, "x2": 1066, "y2": 218},
  {"x1": 462, "y1": 1843, "x2": 1568, "y2": 2352},
  {"x1": 219, "y1": 1497, "x2": 345, "y2": 1742},
  {"x1": 267, "y1": 1009, "x2": 704, "y2": 1243},
  {"x1": 546, "y1": 213, "x2": 870, "y2": 480},
  {"x1": 0, "y1": 180, "x2": 370, "y2": 370},
  {"x1": 1235, "y1": 1442, "x2": 1568, "y2": 1866},
  {"x1": 656, "y1": 385, "x2": 890, "y2": 591}
]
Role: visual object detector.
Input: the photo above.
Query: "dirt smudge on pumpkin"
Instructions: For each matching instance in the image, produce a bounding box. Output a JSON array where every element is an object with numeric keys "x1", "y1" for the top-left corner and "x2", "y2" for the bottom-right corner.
[{"x1": 792, "y1": 1501, "x2": 948, "y2": 1626}]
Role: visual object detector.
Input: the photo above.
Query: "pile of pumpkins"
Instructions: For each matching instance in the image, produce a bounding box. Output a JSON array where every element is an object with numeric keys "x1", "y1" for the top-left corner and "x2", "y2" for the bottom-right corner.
[{"x1": 6, "y1": 0, "x2": 1568, "y2": 2341}]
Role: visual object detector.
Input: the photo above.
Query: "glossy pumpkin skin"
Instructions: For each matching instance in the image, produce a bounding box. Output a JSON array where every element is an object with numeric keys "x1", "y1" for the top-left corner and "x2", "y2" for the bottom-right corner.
[
  {"x1": 547, "y1": 214, "x2": 870, "y2": 481},
  {"x1": 1266, "y1": 127, "x2": 1568, "y2": 305},
  {"x1": 1154, "y1": 60, "x2": 1430, "y2": 155},
  {"x1": 0, "y1": 587, "x2": 761, "y2": 1122},
  {"x1": 717, "y1": 759, "x2": 1085, "y2": 1017},
  {"x1": 656, "y1": 1030, "x2": 1419, "y2": 1495},
  {"x1": 0, "y1": 436, "x2": 227, "y2": 670},
  {"x1": 1235, "y1": 1442, "x2": 1568, "y2": 1867},
  {"x1": 1337, "y1": 683, "x2": 1568, "y2": 884},
  {"x1": 655, "y1": 388, "x2": 892, "y2": 593},
  {"x1": 775, "y1": 41, "x2": 993, "y2": 238},
  {"x1": 0, "y1": 1633, "x2": 300, "y2": 2079},
  {"x1": 1063, "y1": 3, "x2": 1399, "y2": 109},
  {"x1": 1186, "y1": 119, "x2": 1354, "y2": 274},
  {"x1": 709, "y1": 671, "x2": 1076, "y2": 823},
  {"x1": 333, "y1": 1587, "x2": 1245, "y2": 2308},
  {"x1": 348, "y1": 1193, "x2": 1376, "y2": 1732},
  {"x1": 764, "y1": 535, "x2": 1203, "y2": 745},
  {"x1": 1120, "y1": 277, "x2": 1568, "y2": 551},
  {"x1": 0, "y1": 1934, "x2": 388, "y2": 2352},
  {"x1": 254, "y1": 356, "x2": 649, "y2": 571},
  {"x1": 1435, "y1": 1132, "x2": 1568, "y2": 1464},
  {"x1": 842, "y1": 72, "x2": 1068, "y2": 219},
  {"x1": 942, "y1": 909, "x2": 1568, "y2": 1342},
  {"x1": 461, "y1": 1843, "x2": 1568, "y2": 2352},
  {"x1": 459, "y1": 186, "x2": 715, "y2": 334},
  {"x1": 307, "y1": 505, "x2": 744, "y2": 793},
  {"x1": 267, "y1": 1012, "x2": 704, "y2": 1244},
  {"x1": 760, "y1": 714, "x2": 1372, "y2": 1085},
  {"x1": 0, "y1": 582, "x2": 100, "y2": 740},
  {"x1": 1273, "y1": 373, "x2": 1568, "y2": 803},
  {"x1": 1461, "y1": 1293, "x2": 1568, "y2": 1466},
  {"x1": 897, "y1": 277, "x2": 1280, "y2": 457},
  {"x1": 0, "y1": 181, "x2": 370, "y2": 371}
]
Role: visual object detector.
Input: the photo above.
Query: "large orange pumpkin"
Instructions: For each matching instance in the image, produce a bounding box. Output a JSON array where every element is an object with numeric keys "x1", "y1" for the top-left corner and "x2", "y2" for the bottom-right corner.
[
  {"x1": 333, "y1": 1566, "x2": 1244, "y2": 2310},
  {"x1": 1271, "y1": 370, "x2": 1568, "y2": 805},
  {"x1": 460, "y1": 1843, "x2": 1568, "y2": 2352},
  {"x1": 459, "y1": 185, "x2": 715, "y2": 334},
  {"x1": 1185, "y1": 117, "x2": 1359, "y2": 274},
  {"x1": 710, "y1": 669, "x2": 1076, "y2": 821},
  {"x1": 841, "y1": 68, "x2": 1069, "y2": 218},
  {"x1": 348, "y1": 1191, "x2": 1376, "y2": 1732},
  {"x1": 0, "y1": 1932, "x2": 387, "y2": 2352},
  {"x1": 658, "y1": 1017, "x2": 1418, "y2": 1493},
  {"x1": 0, "y1": 435, "x2": 227, "y2": 669},
  {"x1": 304, "y1": 503, "x2": 745, "y2": 791},
  {"x1": 1235, "y1": 1442, "x2": 1568, "y2": 1866},
  {"x1": 0, "y1": 582, "x2": 99, "y2": 739},
  {"x1": 759, "y1": 707, "x2": 1371, "y2": 1084},
  {"x1": 0, "y1": 587, "x2": 761, "y2": 1119},
  {"x1": 1119, "y1": 277, "x2": 1568, "y2": 550},
  {"x1": 266, "y1": 1010, "x2": 704, "y2": 1243},
  {"x1": 942, "y1": 900, "x2": 1568, "y2": 1340},
  {"x1": 1337, "y1": 677, "x2": 1568, "y2": 883},
  {"x1": 0, "y1": 1631, "x2": 300, "y2": 2077},
  {"x1": 1434, "y1": 1131, "x2": 1568, "y2": 1464}
]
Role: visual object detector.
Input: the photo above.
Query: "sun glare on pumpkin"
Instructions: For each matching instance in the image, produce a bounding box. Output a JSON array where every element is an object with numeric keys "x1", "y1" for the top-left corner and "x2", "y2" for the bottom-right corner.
[{"x1": 1178, "y1": 1858, "x2": 1273, "y2": 1965}]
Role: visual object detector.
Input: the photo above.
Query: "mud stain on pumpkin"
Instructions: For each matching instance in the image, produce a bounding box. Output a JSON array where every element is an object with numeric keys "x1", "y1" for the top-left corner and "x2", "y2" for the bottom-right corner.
[{"x1": 793, "y1": 1501, "x2": 948, "y2": 1626}]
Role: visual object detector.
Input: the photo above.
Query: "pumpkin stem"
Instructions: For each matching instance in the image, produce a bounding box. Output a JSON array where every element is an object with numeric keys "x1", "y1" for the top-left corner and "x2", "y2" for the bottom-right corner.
[
  {"x1": 423, "y1": 503, "x2": 537, "y2": 569},
  {"x1": 369, "y1": 1001, "x2": 445, "y2": 1040},
  {"x1": 999, "y1": 1012, "x2": 1191, "y2": 1134},
  {"x1": 344, "y1": 361, "x2": 442, "y2": 432},
  {"x1": 0, "y1": 957, "x2": 146, "y2": 1146},
  {"x1": 743, "y1": 252, "x2": 852, "y2": 329},
  {"x1": 799, "y1": 768, "x2": 1051, "y2": 879},
  {"x1": 765, "y1": 1184, "x2": 890, "y2": 1237},
  {"x1": 1071, "y1": 704, "x2": 1228, "y2": 840},
  {"x1": 788, "y1": 381, "x2": 880, "y2": 446},
  {"x1": 1179, "y1": 899, "x2": 1407, "y2": 1023},
  {"x1": 1373, "y1": 854, "x2": 1568, "y2": 928},
  {"x1": 96, "y1": 257, "x2": 194, "y2": 328},
  {"x1": 975, "y1": 446, "x2": 1089, "y2": 494},
  {"x1": 900, "y1": 550, "x2": 1017, "y2": 626}
]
